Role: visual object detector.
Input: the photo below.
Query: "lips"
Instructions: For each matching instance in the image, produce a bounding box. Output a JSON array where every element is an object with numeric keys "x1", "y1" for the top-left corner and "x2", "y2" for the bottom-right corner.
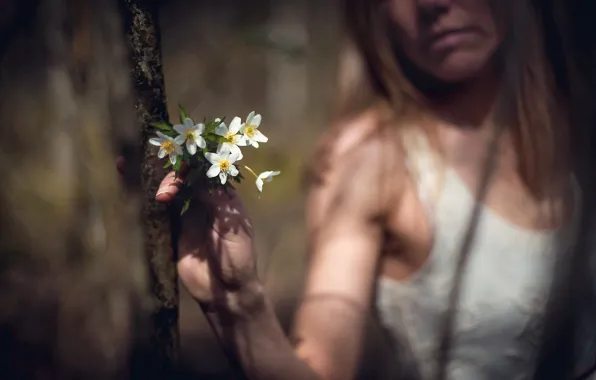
[{"x1": 425, "y1": 27, "x2": 477, "y2": 52}]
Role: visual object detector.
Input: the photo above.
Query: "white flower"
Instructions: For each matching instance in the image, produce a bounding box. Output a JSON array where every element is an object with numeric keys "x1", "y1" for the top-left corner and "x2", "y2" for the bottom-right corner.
[
  {"x1": 256, "y1": 170, "x2": 280, "y2": 192},
  {"x1": 149, "y1": 131, "x2": 183, "y2": 165},
  {"x1": 205, "y1": 145, "x2": 240, "y2": 185},
  {"x1": 173, "y1": 117, "x2": 206, "y2": 155},
  {"x1": 215, "y1": 117, "x2": 245, "y2": 160},
  {"x1": 241, "y1": 111, "x2": 268, "y2": 148}
]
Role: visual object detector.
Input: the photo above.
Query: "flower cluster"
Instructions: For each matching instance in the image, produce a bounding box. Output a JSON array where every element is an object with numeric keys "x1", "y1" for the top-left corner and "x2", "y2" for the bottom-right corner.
[{"x1": 148, "y1": 106, "x2": 280, "y2": 214}]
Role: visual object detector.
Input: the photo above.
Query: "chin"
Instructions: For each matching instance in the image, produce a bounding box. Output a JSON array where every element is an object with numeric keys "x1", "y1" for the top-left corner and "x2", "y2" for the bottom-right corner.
[{"x1": 431, "y1": 52, "x2": 494, "y2": 83}]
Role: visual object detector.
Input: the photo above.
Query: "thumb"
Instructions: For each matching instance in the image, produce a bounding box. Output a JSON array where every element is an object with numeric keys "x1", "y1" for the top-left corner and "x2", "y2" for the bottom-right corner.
[{"x1": 155, "y1": 162, "x2": 189, "y2": 204}]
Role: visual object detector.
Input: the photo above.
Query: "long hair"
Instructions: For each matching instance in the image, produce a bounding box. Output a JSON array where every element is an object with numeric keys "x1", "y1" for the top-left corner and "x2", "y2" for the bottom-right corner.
[{"x1": 315, "y1": 0, "x2": 571, "y2": 198}]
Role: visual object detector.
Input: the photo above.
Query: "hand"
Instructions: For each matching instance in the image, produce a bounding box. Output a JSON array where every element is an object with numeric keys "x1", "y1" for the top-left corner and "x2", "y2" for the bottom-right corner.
[{"x1": 117, "y1": 157, "x2": 262, "y2": 314}]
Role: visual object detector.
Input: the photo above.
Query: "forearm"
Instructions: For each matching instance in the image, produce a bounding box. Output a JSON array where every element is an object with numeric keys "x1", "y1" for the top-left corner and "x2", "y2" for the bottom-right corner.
[{"x1": 200, "y1": 283, "x2": 320, "y2": 380}]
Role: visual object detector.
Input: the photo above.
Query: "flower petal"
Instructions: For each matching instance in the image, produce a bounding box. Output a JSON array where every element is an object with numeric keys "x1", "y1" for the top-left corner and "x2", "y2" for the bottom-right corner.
[
  {"x1": 184, "y1": 117, "x2": 194, "y2": 128},
  {"x1": 173, "y1": 124, "x2": 185, "y2": 134},
  {"x1": 219, "y1": 172, "x2": 228, "y2": 185},
  {"x1": 246, "y1": 111, "x2": 255, "y2": 124},
  {"x1": 158, "y1": 149, "x2": 167, "y2": 159},
  {"x1": 215, "y1": 123, "x2": 228, "y2": 137},
  {"x1": 236, "y1": 136, "x2": 248, "y2": 147},
  {"x1": 229, "y1": 117, "x2": 242, "y2": 134},
  {"x1": 174, "y1": 143, "x2": 183, "y2": 154},
  {"x1": 149, "y1": 138, "x2": 162, "y2": 146},
  {"x1": 174, "y1": 135, "x2": 185, "y2": 145},
  {"x1": 266, "y1": 171, "x2": 281, "y2": 181},
  {"x1": 196, "y1": 136, "x2": 206, "y2": 149},
  {"x1": 255, "y1": 178, "x2": 264, "y2": 192},
  {"x1": 196, "y1": 123, "x2": 205, "y2": 134},
  {"x1": 251, "y1": 140, "x2": 259, "y2": 149},
  {"x1": 186, "y1": 140, "x2": 197, "y2": 155},
  {"x1": 217, "y1": 143, "x2": 232, "y2": 157},
  {"x1": 229, "y1": 145, "x2": 242, "y2": 162},
  {"x1": 156, "y1": 131, "x2": 170, "y2": 140},
  {"x1": 205, "y1": 152, "x2": 221, "y2": 165},
  {"x1": 206, "y1": 164, "x2": 220, "y2": 178},
  {"x1": 251, "y1": 114, "x2": 262, "y2": 126},
  {"x1": 258, "y1": 171, "x2": 274, "y2": 179},
  {"x1": 258, "y1": 170, "x2": 280, "y2": 182},
  {"x1": 253, "y1": 130, "x2": 268, "y2": 143},
  {"x1": 169, "y1": 154, "x2": 177, "y2": 165},
  {"x1": 228, "y1": 165, "x2": 239, "y2": 177}
]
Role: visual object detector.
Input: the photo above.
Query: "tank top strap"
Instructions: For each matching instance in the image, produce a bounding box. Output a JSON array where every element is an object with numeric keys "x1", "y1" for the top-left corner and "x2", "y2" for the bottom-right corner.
[{"x1": 402, "y1": 131, "x2": 442, "y2": 215}]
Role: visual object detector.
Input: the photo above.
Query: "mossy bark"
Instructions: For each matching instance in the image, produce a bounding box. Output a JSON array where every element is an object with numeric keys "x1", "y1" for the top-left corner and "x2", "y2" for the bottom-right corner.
[{"x1": 120, "y1": 0, "x2": 181, "y2": 377}]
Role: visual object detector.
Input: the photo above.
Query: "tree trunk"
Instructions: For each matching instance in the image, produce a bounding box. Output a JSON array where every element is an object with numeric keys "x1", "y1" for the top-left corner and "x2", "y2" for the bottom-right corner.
[{"x1": 120, "y1": 0, "x2": 181, "y2": 377}]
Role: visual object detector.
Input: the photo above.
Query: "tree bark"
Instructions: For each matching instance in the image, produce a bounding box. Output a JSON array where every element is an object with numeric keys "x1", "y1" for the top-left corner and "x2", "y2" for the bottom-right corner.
[{"x1": 120, "y1": 0, "x2": 181, "y2": 377}]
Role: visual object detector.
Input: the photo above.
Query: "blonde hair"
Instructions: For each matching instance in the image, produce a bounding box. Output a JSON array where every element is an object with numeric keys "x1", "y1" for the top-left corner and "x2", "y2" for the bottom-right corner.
[{"x1": 312, "y1": 0, "x2": 571, "y2": 198}]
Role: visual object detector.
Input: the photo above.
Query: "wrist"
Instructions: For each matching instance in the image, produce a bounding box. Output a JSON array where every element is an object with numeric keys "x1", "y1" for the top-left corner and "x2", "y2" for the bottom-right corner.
[
  {"x1": 204, "y1": 280, "x2": 267, "y2": 321},
  {"x1": 228, "y1": 280, "x2": 267, "y2": 319}
]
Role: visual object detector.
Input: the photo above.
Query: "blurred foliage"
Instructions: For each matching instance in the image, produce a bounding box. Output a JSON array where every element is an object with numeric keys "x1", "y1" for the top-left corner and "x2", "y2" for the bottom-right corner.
[{"x1": 242, "y1": 26, "x2": 308, "y2": 62}]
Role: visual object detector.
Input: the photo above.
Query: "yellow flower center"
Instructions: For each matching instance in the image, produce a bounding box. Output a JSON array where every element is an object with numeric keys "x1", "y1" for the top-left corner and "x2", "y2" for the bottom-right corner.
[
  {"x1": 219, "y1": 160, "x2": 231, "y2": 172},
  {"x1": 225, "y1": 132, "x2": 237, "y2": 144},
  {"x1": 161, "y1": 140, "x2": 175, "y2": 155},
  {"x1": 244, "y1": 124, "x2": 256, "y2": 138},
  {"x1": 184, "y1": 130, "x2": 196, "y2": 141}
]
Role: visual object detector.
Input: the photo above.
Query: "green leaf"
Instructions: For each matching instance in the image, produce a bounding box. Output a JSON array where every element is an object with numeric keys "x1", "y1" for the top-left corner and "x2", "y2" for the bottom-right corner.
[
  {"x1": 173, "y1": 155, "x2": 182, "y2": 173},
  {"x1": 179, "y1": 104, "x2": 190, "y2": 124},
  {"x1": 203, "y1": 134, "x2": 217, "y2": 145},
  {"x1": 180, "y1": 199, "x2": 191, "y2": 215},
  {"x1": 206, "y1": 117, "x2": 225, "y2": 134},
  {"x1": 163, "y1": 160, "x2": 173, "y2": 169},
  {"x1": 150, "y1": 121, "x2": 173, "y2": 132}
]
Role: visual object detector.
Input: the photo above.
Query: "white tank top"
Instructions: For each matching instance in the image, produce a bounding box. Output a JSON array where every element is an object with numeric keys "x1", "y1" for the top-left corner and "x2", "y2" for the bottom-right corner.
[{"x1": 374, "y1": 133, "x2": 596, "y2": 379}]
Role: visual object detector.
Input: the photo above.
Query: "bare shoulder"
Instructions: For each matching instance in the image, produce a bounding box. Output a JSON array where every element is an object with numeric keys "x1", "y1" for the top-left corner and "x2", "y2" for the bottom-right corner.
[
  {"x1": 307, "y1": 107, "x2": 406, "y2": 230},
  {"x1": 328, "y1": 108, "x2": 393, "y2": 167},
  {"x1": 314, "y1": 108, "x2": 405, "y2": 196}
]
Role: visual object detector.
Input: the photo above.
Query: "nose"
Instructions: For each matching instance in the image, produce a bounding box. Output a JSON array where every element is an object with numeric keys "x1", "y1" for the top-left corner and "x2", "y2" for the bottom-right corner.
[
  {"x1": 417, "y1": 0, "x2": 451, "y2": 7},
  {"x1": 416, "y1": 0, "x2": 450, "y2": 21}
]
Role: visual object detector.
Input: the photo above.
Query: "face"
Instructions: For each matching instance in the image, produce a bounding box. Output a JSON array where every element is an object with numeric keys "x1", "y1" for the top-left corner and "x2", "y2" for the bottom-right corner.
[{"x1": 386, "y1": 0, "x2": 502, "y2": 83}]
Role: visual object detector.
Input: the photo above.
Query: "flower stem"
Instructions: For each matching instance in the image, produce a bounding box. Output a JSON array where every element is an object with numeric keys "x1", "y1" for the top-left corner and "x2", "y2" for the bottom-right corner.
[{"x1": 243, "y1": 165, "x2": 259, "y2": 179}]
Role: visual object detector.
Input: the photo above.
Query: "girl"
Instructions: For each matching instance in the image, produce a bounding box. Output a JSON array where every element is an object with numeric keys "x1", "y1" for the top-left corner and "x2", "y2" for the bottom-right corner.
[{"x1": 154, "y1": 0, "x2": 596, "y2": 379}]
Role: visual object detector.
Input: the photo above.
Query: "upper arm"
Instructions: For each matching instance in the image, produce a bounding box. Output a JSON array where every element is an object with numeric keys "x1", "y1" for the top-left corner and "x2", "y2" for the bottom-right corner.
[{"x1": 292, "y1": 114, "x2": 403, "y2": 380}]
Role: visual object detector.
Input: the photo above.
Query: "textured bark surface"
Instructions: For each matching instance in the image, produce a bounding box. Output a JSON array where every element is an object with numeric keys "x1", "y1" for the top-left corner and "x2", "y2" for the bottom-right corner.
[
  {"x1": 121, "y1": 0, "x2": 181, "y2": 376},
  {"x1": 0, "y1": 0, "x2": 148, "y2": 378}
]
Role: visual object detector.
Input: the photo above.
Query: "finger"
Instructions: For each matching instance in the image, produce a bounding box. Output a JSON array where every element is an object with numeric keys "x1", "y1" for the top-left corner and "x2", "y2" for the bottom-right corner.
[
  {"x1": 116, "y1": 156, "x2": 125, "y2": 176},
  {"x1": 196, "y1": 185, "x2": 237, "y2": 205},
  {"x1": 156, "y1": 171, "x2": 185, "y2": 203}
]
